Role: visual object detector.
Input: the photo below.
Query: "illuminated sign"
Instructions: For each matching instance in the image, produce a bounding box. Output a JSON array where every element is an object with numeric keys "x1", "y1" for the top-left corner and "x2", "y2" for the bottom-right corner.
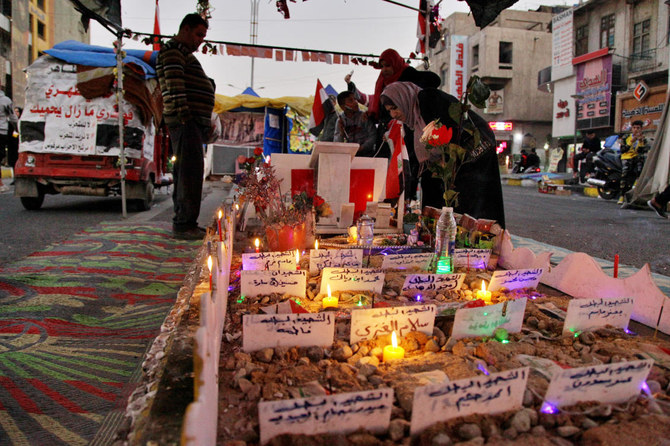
[
  {"x1": 496, "y1": 141, "x2": 508, "y2": 154},
  {"x1": 489, "y1": 122, "x2": 513, "y2": 131}
]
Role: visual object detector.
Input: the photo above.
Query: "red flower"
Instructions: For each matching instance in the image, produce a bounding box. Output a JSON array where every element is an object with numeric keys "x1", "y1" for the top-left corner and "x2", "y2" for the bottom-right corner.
[
  {"x1": 246, "y1": 157, "x2": 256, "y2": 164},
  {"x1": 254, "y1": 147, "x2": 263, "y2": 156},
  {"x1": 313, "y1": 195, "x2": 325, "y2": 207},
  {"x1": 433, "y1": 125, "x2": 453, "y2": 146}
]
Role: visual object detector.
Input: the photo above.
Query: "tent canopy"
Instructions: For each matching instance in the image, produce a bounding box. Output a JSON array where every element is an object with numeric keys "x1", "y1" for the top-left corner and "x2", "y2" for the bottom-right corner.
[
  {"x1": 241, "y1": 87, "x2": 260, "y2": 97},
  {"x1": 214, "y1": 93, "x2": 312, "y2": 117}
]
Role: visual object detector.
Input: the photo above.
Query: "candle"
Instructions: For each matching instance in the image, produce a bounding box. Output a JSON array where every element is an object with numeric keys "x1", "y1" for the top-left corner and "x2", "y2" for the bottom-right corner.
[
  {"x1": 207, "y1": 255, "x2": 213, "y2": 291},
  {"x1": 217, "y1": 209, "x2": 223, "y2": 242},
  {"x1": 383, "y1": 331, "x2": 405, "y2": 362},
  {"x1": 314, "y1": 239, "x2": 319, "y2": 250},
  {"x1": 476, "y1": 281, "x2": 491, "y2": 302},
  {"x1": 254, "y1": 238, "x2": 260, "y2": 253},
  {"x1": 322, "y1": 284, "x2": 338, "y2": 309},
  {"x1": 295, "y1": 249, "x2": 300, "y2": 270},
  {"x1": 614, "y1": 254, "x2": 619, "y2": 278}
]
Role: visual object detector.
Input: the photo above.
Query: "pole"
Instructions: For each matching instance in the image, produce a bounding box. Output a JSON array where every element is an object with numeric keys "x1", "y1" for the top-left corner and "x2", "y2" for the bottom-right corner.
[
  {"x1": 116, "y1": 32, "x2": 127, "y2": 218},
  {"x1": 249, "y1": 0, "x2": 259, "y2": 89}
]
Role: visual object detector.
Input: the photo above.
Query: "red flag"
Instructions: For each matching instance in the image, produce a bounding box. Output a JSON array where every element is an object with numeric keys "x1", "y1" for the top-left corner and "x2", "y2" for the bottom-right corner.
[
  {"x1": 333, "y1": 54, "x2": 341, "y2": 64},
  {"x1": 308, "y1": 79, "x2": 333, "y2": 136},
  {"x1": 226, "y1": 45, "x2": 241, "y2": 56},
  {"x1": 285, "y1": 50, "x2": 294, "y2": 61},
  {"x1": 275, "y1": 50, "x2": 284, "y2": 61},
  {"x1": 416, "y1": 0, "x2": 427, "y2": 55},
  {"x1": 302, "y1": 51, "x2": 310, "y2": 61},
  {"x1": 153, "y1": 0, "x2": 161, "y2": 51},
  {"x1": 385, "y1": 120, "x2": 410, "y2": 199}
]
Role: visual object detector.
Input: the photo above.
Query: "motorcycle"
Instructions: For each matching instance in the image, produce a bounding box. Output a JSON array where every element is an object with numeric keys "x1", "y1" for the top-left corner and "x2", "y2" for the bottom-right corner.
[
  {"x1": 587, "y1": 147, "x2": 621, "y2": 199},
  {"x1": 511, "y1": 154, "x2": 541, "y2": 173}
]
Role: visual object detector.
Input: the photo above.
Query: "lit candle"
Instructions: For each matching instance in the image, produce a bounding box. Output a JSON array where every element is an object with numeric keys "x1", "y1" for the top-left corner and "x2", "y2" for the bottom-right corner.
[
  {"x1": 207, "y1": 255, "x2": 213, "y2": 291},
  {"x1": 217, "y1": 209, "x2": 223, "y2": 242},
  {"x1": 254, "y1": 238, "x2": 260, "y2": 253},
  {"x1": 322, "y1": 284, "x2": 338, "y2": 309},
  {"x1": 295, "y1": 249, "x2": 300, "y2": 270},
  {"x1": 314, "y1": 239, "x2": 319, "y2": 250},
  {"x1": 383, "y1": 331, "x2": 405, "y2": 362},
  {"x1": 476, "y1": 281, "x2": 492, "y2": 302}
]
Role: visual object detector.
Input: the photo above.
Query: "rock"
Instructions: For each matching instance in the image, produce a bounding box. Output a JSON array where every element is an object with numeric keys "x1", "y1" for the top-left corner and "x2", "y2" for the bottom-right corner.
[
  {"x1": 573, "y1": 342, "x2": 584, "y2": 351},
  {"x1": 232, "y1": 368, "x2": 248, "y2": 385},
  {"x1": 523, "y1": 389, "x2": 534, "y2": 406},
  {"x1": 223, "y1": 441, "x2": 247, "y2": 446},
  {"x1": 358, "y1": 345, "x2": 370, "y2": 356},
  {"x1": 433, "y1": 327, "x2": 447, "y2": 345},
  {"x1": 369, "y1": 375, "x2": 384, "y2": 386},
  {"x1": 580, "y1": 351, "x2": 594, "y2": 363},
  {"x1": 582, "y1": 418, "x2": 598, "y2": 429},
  {"x1": 238, "y1": 378, "x2": 253, "y2": 393},
  {"x1": 351, "y1": 343, "x2": 360, "y2": 354},
  {"x1": 306, "y1": 346, "x2": 325, "y2": 362},
  {"x1": 502, "y1": 427, "x2": 518, "y2": 440},
  {"x1": 300, "y1": 380, "x2": 327, "y2": 397},
  {"x1": 298, "y1": 357, "x2": 310, "y2": 365},
  {"x1": 458, "y1": 423, "x2": 481, "y2": 440},
  {"x1": 549, "y1": 437, "x2": 574, "y2": 446},
  {"x1": 317, "y1": 359, "x2": 330, "y2": 368},
  {"x1": 396, "y1": 385, "x2": 415, "y2": 413},
  {"x1": 332, "y1": 345, "x2": 353, "y2": 361},
  {"x1": 425, "y1": 339, "x2": 441, "y2": 352},
  {"x1": 274, "y1": 346, "x2": 289, "y2": 360},
  {"x1": 539, "y1": 413, "x2": 557, "y2": 428},
  {"x1": 530, "y1": 425, "x2": 546, "y2": 435},
  {"x1": 510, "y1": 409, "x2": 532, "y2": 433},
  {"x1": 526, "y1": 316, "x2": 539, "y2": 328},
  {"x1": 260, "y1": 296, "x2": 270, "y2": 304},
  {"x1": 359, "y1": 363, "x2": 377, "y2": 377},
  {"x1": 358, "y1": 355, "x2": 380, "y2": 367},
  {"x1": 451, "y1": 341, "x2": 470, "y2": 356},
  {"x1": 431, "y1": 433, "x2": 452, "y2": 446},
  {"x1": 356, "y1": 374, "x2": 368, "y2": 383},
  {"x1": 556, "y1": 426, "x2": 581, "y2": 437},
  {"x1": 255, "y1": 348, "x2": 274, "y2": 363},
  {"x1": 370, "y1": 347, "x2": 383, "y2": 359},
  {"x1": 347, "y1": 432, "x2": 380, "y2": 445},
  {"x1": 388, "y1": 418, "x2": 409, "y2": 441},
  {"x1": 592, "y1": 405, "x2": 612, "y2": 417},
  {"x1": 647, "y1": 380, "x2": 662, "y2": 394}
]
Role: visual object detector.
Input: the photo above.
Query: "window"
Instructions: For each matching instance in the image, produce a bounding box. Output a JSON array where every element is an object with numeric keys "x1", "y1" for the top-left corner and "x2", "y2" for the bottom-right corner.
[
  {"x1": 633, "y1": 19, "x2": 650, "y2": 54},
  {"x1": 36, "y1": 0, "x2": 44, "y2": 10},
  {"x1": 0, "y1": 28, "x2": 10, "y2": 58},
  {"x1": 29, "y1": 13, "x2": 33, "y2": 34},
  {"x1": 37, "y1": 20, "x2": 45, "y2": 39},
  {"x1": 499, "y1": 41, "x2": 512, "y2": 64},
  {"x1": 472, "y1": 44, "x2": 479, "y2": 67},
  {"x1": 440, "y1": 63, "x2": 447, "y2": 88},
  {"x1": 575, "y1": 25, "x2": 588, "y2": 56},
  {"x1": 600, "y1": 14, "x2": 615, "y2": 48},
  {"x1": 1, "y1": 0, "x2": 11, "y2": 18}
]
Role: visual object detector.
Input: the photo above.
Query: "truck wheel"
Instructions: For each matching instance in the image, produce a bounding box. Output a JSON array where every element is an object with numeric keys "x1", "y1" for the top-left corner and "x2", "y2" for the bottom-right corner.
[
  {"x1": 20, "y1": 191, "x2": 45, "y2": 210},
  {"x1": 134, "y1": 181, "x2": 154, "y2": 211}
]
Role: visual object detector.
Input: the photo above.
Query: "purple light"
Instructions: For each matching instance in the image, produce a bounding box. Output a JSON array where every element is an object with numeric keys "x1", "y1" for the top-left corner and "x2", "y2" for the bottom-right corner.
[
  {"x1": 416, "y1": 294, "x2": 422, "y2": 302},
  {"x1": 228, "y1": 285, "x2": 235, "y2": 292},
  {"x1": 641, "y1": 381, "x2": 651, "y2": 394},
  {"x1": 624, "y1": 327, "x2": 636, "y2": 335},
  {"x1": 540, "y1": 402, "x2": 558, "y2": 414},
  {"x1": 477, "y1": 363, "x2": 490, "y2": 376}
]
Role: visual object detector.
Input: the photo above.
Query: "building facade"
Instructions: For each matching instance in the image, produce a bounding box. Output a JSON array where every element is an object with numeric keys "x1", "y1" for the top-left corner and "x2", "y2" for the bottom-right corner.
[
  {"x1": 429, "y1": 9, "x2": 558, "y2": 162},
  {"x1": 0, "y1": 0, "x2": 89, "y2": 107}
]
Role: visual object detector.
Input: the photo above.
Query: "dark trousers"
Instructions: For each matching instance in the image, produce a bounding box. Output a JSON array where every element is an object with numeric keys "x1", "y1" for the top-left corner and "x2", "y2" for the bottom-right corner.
[
  {"x1": 0, "y1": 132, "x2": 8, "y2": 165},
  {"x1": 620, "y1": 157, "x2": 641, "y2": 197},
  {"x1": 657, "y1": 184, "x2": 670, "y2": 208},
  {"x1": 168, "y1": 121, "x2": 205, "y2": 231}
]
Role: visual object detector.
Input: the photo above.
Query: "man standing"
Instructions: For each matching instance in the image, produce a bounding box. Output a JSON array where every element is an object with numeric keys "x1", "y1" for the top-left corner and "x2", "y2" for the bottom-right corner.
[
  {"x1": 333, "y1": 91, "x2": 376, "y2": 156},
  {"x1": 619, "y1": 120, "x2": 648, "y2": 205},
  {"x1": 0, "y1": 85, "x2": 18, "y2": 168},
  {"x1": 156, "y1": 13, "x2": 215, "y2": 240}
]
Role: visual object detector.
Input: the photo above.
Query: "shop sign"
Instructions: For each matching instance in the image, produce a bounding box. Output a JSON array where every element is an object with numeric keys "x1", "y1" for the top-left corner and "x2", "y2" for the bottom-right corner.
[
  {"x1": 489, "y1": 121, "x2": 513, "y2": 131},
  {"x1": 633, "y1": 81, "x2": 649, "y2": 102},
  {"x1": 616, "y1": 86, "x2": 666, "y2": 133},
  {"x1": 575, "y1": 54, "x2": 612, "y2": 128}
]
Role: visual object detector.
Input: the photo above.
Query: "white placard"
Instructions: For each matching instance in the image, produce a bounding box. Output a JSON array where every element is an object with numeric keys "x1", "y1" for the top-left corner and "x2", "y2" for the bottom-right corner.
[
  {"x1": 240, "y1": 270, "x2": 306, "y2": 298},
  {"x1": 309, "y1": 249, "x2": 363, "y2": 274},
  {"x1": 410, "y1": 368, "x2": 529, "y2": 435},
  {"x1": 350, "y1": 304, "x2": 436, "y2": 344},
  {"x1": 515, "y1": 354, "x2": 566, "y2": 380},
  {"x1": 453, "y1": 249, "x2": 491, "y2": 269},
  {"x1": 242, "y1": 251, "x2": 296, "y2": 271},
  {"x1": 562, "y1": 297, "x2": 634, "y2": 335},
  {"x1": 43, "y1": 112, "x2": 97, "y2": 155},
  {"x1": 451, "y1": 298, "x2": 527, "y2": 339},
  {"x1": 380, "y1": 253, "x2": 434, "y2": 271},
  {"x1": 543, "y1": 360, "x2": 653, "y2": 408},
  {"x1": 259, "y1": 388, "x2": 393, "y2": 445},
  {"x1": 320, "y1": 267, "x2": 385, "y2": 295},
  {"x1": 402, "y1": 273, "x2": 465, "y2": 297},
  {"x1": 242, "y1": 313, "x2": 335, "y2": 352},
  {"x1": 488, "y1": 268, "x2": 544, "y2": 291}
]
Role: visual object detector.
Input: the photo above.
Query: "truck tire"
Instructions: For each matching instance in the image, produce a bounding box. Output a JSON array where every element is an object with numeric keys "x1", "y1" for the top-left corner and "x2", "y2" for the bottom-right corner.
[
  {"x1": 20, "y1": 190, "x2": 45, "y2": 210},
  {"x1": 133, "y1": 181, "x2": 154, "y2": 211}
]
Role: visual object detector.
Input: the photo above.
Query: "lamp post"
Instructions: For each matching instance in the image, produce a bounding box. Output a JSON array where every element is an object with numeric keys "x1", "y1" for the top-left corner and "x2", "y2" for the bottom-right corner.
[{"x1": 570, "y1": 94, "x2": 584, "y2": 174}]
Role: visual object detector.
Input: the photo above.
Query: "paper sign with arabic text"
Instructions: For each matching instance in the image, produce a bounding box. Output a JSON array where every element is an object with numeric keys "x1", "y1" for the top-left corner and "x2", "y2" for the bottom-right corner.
[
  {"x1": 243, "y1": 313, "x2": 335, "y2": 352},
  {"x1": 309, "y1": 249, "x2": 363, "y2": 274},
  {"x1": 453, "y1": 249, "x2": 491, "y2": 269},
  {"x1": 320, "y1": 267, "x2": 385, "y2": 295},
  {"x1": 242, "y1": 251, "x2": 296, "y2": 271},
  {"x1": 240, "y1": 270, "x2": 306, "y2": 298},
  {"x1": 488, "y1": 268, "x2": 543, "y2": 291},
  {"x1": 451, "y1": 298, "x2": 527, "y2": 339},
  {"x1": 402, "y1": 273, "x2": 465, "y2": 297},
  {"x1": 380, "y1": 253, "x2": 434, "y2": 271},
  {"x1": 350, "y1": 304, "x2": 436, "y2": 344},
  {"x1": 562, "y1": 297, "x2": 634, "y2": 335}
]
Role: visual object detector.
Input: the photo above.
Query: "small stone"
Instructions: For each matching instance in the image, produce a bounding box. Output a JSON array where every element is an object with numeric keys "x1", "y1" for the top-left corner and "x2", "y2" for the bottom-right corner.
[
  {"x1": 222, "y1": 441, "x2": 247, "y2": 446},
  {"x1": 526, "y1": 316, "x2": 539, "y2": 328},
  {"x1": 530, "y1": 425, "x2": 546, "y2": 435},
  {"x1": 556, "y1": 426, "x2": 581, "y2": 437},
  {"x1": 579, "y1": 331, "x2": 596, "y2": 345},
  {"x1": 238, "y1": 378, "x2": 253, "y2": 393},
  {"x1": 358, "y1": 355, "x2": 380, "y2": 367},
  {"x1": 317, "y1": 359, "x2": 330, "y2": 368},
  {"x1": 358, "y1": 345, "x2": 370, "y2": 356},
  {"x1": 539, "y1": 413, "x2": 557, "y2": 428},
  {"x1": 274, "y1": 346, "x2": 289, "y2": 360},
  {"x1": 523, "y1": 389, "x2": 534, "y2": 406},
  {"x1": 260, "y1": 296, "x2": 270, "y2": 304},
  {"x1": 581, "y1": 418, "x2": 598, "y2": 429},
  {"x1": 425, "y1": 339, "x2": 441, "y2": 352},
  {"x1": 224, "y1": 357, "x2": 236, "y2": 370},
  {"x1": 369, "y1": 375, "x2": 384, "y2": 386},
  {"x1": 494, "y1": 327, "x2": 509, "y2": 342},
  {"x1": 550, "y1": 437, "x2": 574, "y2": 446},
  {"x1": 359, "y1": 363, "x2": 377, "y2": 377},
  {"x1": 433, "y1": 327, "x2": 447, "y2": 345},
  {"x1": 510, "y1": 409, "x2": 532, "y2": 433},
  {"x1": 298, "y1": 357, "x2": 310, "y2": 365},
  {"x1": 255, "y1": 348, "x2": 274, "y2": 363},
  {"x1": 581, "y1": 351, "x2": 594, "y2": 363},
  {"x1": 232, "y1": 368, "x2": 247, "y2": 385},
  {"x1": 431, "y1": 433, "x2": 452, "y2": 446},
  {"x1": 356, "y1": 374, "x2": 368, "y2": 383},
  {"x1": 458, "y1": 423, "x2": 481, "y2": 440},
  {"x1": 502, "y1": 427, "x2": 518, "y2": 440},
  {"x1": 332, "y1": 345, "x2": 353, "y2": 361},
  {"x1": 388, "y1": 418, "x2": 409, "y2": 441},
  {"x1": 648, "y1": 380, "x2": 662, "y2": 394},
  {"x1": 573, "y1": 342, "x2": 584, "y2": 351},
  {"x1": 351, "y1": 343, "x2": 360, "y2": 354},
  {"x1": 306, "y1": 346, "x2": 325, "y2": 362},
  {"x1": 593, "y1": 405, "x2": 612, "y2": 417},
  {"x1": 370, "y1": 347, "x2": 383, "y2": 359}
]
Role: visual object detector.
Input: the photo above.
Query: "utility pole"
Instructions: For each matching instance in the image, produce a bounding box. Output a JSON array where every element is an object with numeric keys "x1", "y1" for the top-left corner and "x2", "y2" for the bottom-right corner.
[{"x1": 249, "y1": 0, "x2": 259, "y2": 89}]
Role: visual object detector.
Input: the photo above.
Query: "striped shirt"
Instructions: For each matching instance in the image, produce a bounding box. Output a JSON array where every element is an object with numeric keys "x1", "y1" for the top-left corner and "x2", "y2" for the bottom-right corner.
[{"x1": 156, "y1": 39, "x2": 215, "y2": 128}]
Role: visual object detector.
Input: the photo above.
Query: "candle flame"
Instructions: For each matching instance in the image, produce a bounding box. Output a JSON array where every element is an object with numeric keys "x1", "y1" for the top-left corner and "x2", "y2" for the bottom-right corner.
[
  {"x1": 391, "y1": 331, "x2": 398, "y2": 348},
  {"x1": 207, "y1": 255, "x2": 213, "y2": 272},
  {"x1": 327, "y1": 284, "x2": 331, "y2": 297},
  {"x1": 481, "y1": 281, "x2": 486, "y2": 292},
  {"x1": 218, "y1": 209, "x2": 223, "y2": 219},
  {"x1": 295, "y1": 249, "x2": 300, "y2": 263},
  {"x1": 315, "y1": 239, "x2": 319, "y2": 250},
  {"x1": 254, "y1": 238, "x2": 260, "y2": 249},
  {"x1": 235, "y1": 203, "x2": 240, "y2": 210}
]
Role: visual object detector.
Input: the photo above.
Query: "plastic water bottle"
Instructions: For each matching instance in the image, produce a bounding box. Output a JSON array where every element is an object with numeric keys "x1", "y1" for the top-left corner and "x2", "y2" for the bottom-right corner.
[{"x1": 434, "y1": 207, "x2": 457, "y2": 274}]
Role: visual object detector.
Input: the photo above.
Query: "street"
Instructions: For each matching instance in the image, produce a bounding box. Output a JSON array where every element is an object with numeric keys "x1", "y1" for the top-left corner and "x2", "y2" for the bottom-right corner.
[{"x1": 0, "y1": 182, "x2": 668, "y2": 276}]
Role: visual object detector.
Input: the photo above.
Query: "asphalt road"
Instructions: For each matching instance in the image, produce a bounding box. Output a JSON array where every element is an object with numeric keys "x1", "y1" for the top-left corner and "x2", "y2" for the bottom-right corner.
[{"x1": 502, "y1": 184, "x2": 669, "y2": 276}]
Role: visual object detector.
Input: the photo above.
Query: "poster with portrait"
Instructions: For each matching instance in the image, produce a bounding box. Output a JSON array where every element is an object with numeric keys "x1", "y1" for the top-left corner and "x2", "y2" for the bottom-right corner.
[
  {"x1": 485, "y1": 90, "x2": 504, "y2": 114},
  {"x1": 215, "y1": 111, "x2": 265, "y2": 147}
]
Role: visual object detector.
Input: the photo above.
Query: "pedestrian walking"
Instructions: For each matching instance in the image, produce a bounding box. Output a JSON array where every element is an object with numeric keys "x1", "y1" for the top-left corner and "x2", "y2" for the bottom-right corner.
[{"x1": 156, "y1": 13, "x2": 215, "y2": 240}]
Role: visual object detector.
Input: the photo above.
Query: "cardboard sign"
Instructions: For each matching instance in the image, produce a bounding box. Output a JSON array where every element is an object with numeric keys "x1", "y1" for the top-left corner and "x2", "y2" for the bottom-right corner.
[
  {"x1": 515, "y1": 354, "x2": 567, "y2": 380},
  {"x1": 451, "y1": 298, "x2": 527, "y2": 339},
  {"x1": 453, "y1": 249, "x2": 491, "y2": 269},
  {"x1": 240, "y1": 270, "x2": 306, "y2": 298},
  {"x1": 410, "y1": 368, "x2": 529, "y2": 435},
  {"x1": 402, "y1": 273, "x2": 465, "y2": 297},
  {"x1": 350, "y1": 304, "x2": 436, "y2": 344},
  {"x1": 242, "y1": 313, "x2": 335, "y2": 352},
  {"x1": 242, "y1": 251, "x2": 296, "y2": 271},
  {"x1": 380, "y1": 253, "x2": 434, "y2": 271},
  {"x1": 543, "y1": 360, "x2": 653, "y2": 408},
  {"x1": 320, "y1": 268, "x2": 385, "y2": 295},
  {"x1": 562, "y1": 297, "x2": 634, "y2": 335},
  {"x1": 309, "y1": 249, "x2": 363, "y2": 274},
  {"x1": 488, "y1": 268, "x2": 544, "y2": 291},
  {"x1": 44, "y1": 113, "x2": 97, "y2": 155},
  {"x1": 259, "y1": 388, "x2": 393, "y2": 445}
]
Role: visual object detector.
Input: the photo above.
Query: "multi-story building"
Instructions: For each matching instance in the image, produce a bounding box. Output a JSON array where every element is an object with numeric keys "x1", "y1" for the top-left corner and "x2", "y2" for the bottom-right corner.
[
  {"x1": 0, "y1": 0, "x2": 89, "y2": 107},
  {"x1": 429, "y1": 8, "x2": 559, "y2": 162},
  {"x1": 540, "y1": 0, "x2": 668, "y2": 161}
]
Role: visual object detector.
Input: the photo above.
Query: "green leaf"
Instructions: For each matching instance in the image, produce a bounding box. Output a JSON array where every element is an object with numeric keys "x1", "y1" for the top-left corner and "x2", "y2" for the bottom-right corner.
[
  {"x1": 448, "y1": 102, "x2": 462, "y2": 123},
  {"x1": 468, "y1": 76, "x2": 491, "y2": 109},
  {"x1": 444, "y1": 189, "x2": 459, "y2": 207}
]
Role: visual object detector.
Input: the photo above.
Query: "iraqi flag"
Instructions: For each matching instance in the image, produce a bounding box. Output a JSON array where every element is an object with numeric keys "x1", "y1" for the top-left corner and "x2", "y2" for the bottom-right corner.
[
  {"x1": 385, "y1": 120, "x2": 410, "y2": 200},
  {"x1": 153, "y1": 0, "x2": 161, "y2": 51},
  {"x1": 308, "y1": 79, "x2": 333, "y2": 136}
]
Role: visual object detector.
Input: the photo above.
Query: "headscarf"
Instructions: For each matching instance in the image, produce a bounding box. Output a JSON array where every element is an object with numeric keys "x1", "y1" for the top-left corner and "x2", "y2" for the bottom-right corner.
[
  {"x1": 380, "y1": 82, "x2": 429, "y2": 163},
  {"x1": 370, "y1": 49, "x2": 409, "y2": 119}
]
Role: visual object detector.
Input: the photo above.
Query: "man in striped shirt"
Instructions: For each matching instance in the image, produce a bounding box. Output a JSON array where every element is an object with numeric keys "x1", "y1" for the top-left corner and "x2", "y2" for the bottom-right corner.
[{"x1": 156, "y1": 13, "x2": 215, "y2": 240}]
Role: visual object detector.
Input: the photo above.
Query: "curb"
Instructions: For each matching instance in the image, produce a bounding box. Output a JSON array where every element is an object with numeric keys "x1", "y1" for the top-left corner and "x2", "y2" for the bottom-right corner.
[{"x1": 504, "y1": 177, "x2": 599, "y2": 198}]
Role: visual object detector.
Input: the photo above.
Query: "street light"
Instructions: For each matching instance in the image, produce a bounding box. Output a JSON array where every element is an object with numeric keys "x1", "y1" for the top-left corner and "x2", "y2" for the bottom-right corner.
[{"x1": 570, "y1": 94, "x2": 584, "y2": 174}]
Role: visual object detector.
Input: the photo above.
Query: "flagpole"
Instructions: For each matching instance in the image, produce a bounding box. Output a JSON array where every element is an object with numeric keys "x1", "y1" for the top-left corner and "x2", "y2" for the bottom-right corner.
[{"x1": 249, "y1": 0, "x2": 260, "y2": 89}]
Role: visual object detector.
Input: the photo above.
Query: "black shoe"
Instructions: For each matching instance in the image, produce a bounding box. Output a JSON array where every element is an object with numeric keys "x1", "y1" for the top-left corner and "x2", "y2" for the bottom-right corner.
[
  {"x1": 647, "y1": 200, "x2": 668, "y2": 219},
  {"x1": 173, "y1": 227, "x2": 206, "y2": 240}
]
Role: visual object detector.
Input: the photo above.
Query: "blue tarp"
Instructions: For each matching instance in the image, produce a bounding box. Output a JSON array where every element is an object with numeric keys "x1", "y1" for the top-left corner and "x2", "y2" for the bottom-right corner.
[
  {"x1": 44, "y1": 40, "x2": 156, "y2": 78},
  {"x1": 241, "y1": 87, "x2": 259, "y2": 97}
]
